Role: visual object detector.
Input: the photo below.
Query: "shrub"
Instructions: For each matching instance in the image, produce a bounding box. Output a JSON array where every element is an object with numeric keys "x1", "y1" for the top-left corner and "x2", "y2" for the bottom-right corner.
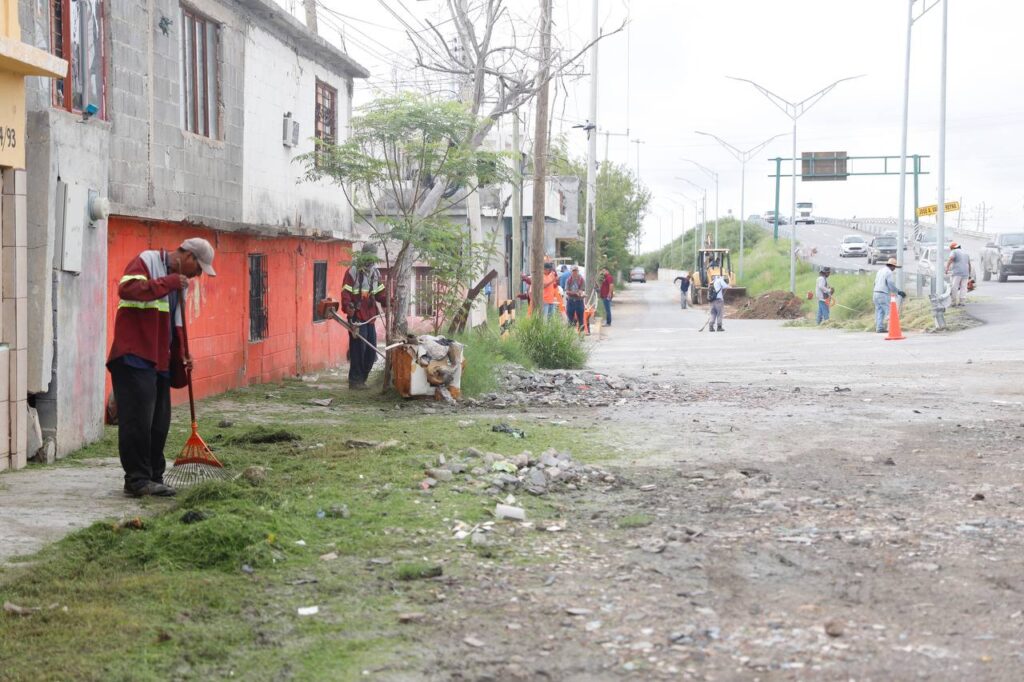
[{"x1": 512, "y1": 314, "x2": 589, "y2": 369}]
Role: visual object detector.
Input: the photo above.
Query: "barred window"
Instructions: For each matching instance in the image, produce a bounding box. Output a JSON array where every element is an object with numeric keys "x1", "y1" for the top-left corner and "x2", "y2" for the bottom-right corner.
[
  {"x1": 249, "y1": 254, "x2": 268, "y2": 342},
  {"x1": 180, "y1": 6, "x2": 220, "y2": 138},
  {"x1": 415, "y1": 269, "x2": 435, "y2": 318},
  {"x1": 315, "y1": 80, "x2": 337, "y2": 144},
  {"x1": 51, "y1": 0, "x2": 106, "y2": 117},
  {"x1": 312, "y1": 261, "x2": 328, "y2": 322}
]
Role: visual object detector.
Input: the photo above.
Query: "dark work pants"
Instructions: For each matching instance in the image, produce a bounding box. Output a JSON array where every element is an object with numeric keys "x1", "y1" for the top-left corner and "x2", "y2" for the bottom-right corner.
[
  {"x1": 348, "y1": 319, "x2": 378, "y2": 385},
  {"x1": 566, "y1": 297, "x2": 585, "y2": 330},
  {"x1": 109, "y1": 359, "x2": 171, "y2": 487}
]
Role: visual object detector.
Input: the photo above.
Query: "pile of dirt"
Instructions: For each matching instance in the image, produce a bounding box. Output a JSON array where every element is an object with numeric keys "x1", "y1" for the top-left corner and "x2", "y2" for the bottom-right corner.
[{"x1": 731, "y1": 290, "x2": 805, "y2": 319}]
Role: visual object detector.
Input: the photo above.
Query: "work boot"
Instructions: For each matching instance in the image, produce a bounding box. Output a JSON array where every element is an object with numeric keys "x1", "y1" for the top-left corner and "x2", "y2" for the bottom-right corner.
[
  {"x1": 708, "y1": 327, "x2": 716, "y2": 332},
  {"x1": 349, "y1": 381, "x2": 368, "y2": 390},
  {"x1": 717, "y1": 326, "x2": 724, "y2": 332},
  {"x1": 124, "y1": 481, "x2": 177, "y2": 497}
]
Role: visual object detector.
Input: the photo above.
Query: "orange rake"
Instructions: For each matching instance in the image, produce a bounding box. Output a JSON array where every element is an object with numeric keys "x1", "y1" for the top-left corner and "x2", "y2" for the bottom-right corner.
[{"x1": 164, "y1": 303, "x2": 231, "y2": 488}]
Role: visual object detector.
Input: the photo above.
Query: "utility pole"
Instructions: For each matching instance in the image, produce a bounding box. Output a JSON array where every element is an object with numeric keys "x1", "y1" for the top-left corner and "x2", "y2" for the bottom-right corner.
[
  {"x1": 584, "y1": 0, "x2": 599, "y2": 296},
  {"x1": 602, "y1": 130, "x2": 629, "y2": 163},
  {"x1": 303, "y1": 0, "x2": 318, "y2": 34},
  {"x1": 511, "y1": 112, "x2": 523, "y2": 299},
  {"x1": 934, "y1": 0, "x2": 947, "y2": 297},
  {"x1": 898, "y1": 0, "x2": 941, "y2": 291},
  {"x1": 729, "y1": 74, "x2": 862, "y2": 293},
  {"x1": 694, "y1": 131, "x2": 787, "y2": 281},
  {"x1": 530, "y1": 0, "x2": 553, "y2": 312},
  {"x1": 680, "y1": 158, "x2": 720, "y2": 247},
  {"x1": 631, "y1": 138, "x2": 644, "y2": 257}
]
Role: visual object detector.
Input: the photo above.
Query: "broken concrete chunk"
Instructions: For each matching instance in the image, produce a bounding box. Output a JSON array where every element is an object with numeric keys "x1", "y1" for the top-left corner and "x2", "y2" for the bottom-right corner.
[
  {"x1": 426, "y1": 468, "x2": 454, "y2": 482},
  {"x1": 495, "y1": 504, "x2": 526, "y2": 521}
]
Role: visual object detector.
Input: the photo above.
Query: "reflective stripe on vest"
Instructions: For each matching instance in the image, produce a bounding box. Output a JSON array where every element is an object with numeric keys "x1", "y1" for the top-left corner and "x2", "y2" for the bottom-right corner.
[
  {"x1": 120, "y1": 274, "x2": 148, "y2": 284},
  {"x1": 118, "y1": 299, "x2": 170, "y2": 312}
]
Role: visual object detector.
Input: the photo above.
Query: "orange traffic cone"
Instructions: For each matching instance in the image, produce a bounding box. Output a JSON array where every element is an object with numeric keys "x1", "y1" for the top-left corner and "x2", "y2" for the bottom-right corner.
[{"x1": 885, "y1": 294, "x2": 905, "y2": 341}]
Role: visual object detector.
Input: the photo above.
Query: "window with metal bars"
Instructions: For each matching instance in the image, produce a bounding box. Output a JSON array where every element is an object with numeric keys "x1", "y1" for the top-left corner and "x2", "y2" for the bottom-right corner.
[
  {"x1": 179, "y1": 6, "x2": 220, "y2": 138},
  {"x1": 248, "y1": 254, "x2": 268, "y2": 342},
  {"x1": 414, "y1": 269, "x2": 436, "y2": 318},
  {"x1": 50, "y1": 0, "x2": 106, "y2": 117},
  {"x1": 312, "y1": 261, "x2": 328, "y2": 322},
  {"x1": 314, "y1": 80, "x2": 337, "y2": 166}
]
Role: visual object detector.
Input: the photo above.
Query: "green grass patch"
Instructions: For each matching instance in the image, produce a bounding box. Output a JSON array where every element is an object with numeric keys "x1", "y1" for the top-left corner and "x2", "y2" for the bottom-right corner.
[
  {"x1": 511, "y1": 315, "x2": 589, "y2": 370},
  {"x1": 394, "y1": 561, "x2": 444, "y2": 581},
  {"x1": 617, "y1": 513, "x2": 654, "y2": 529},
  {"x1": 0, "y1": 375, "x2": 610, "y2": 681}
]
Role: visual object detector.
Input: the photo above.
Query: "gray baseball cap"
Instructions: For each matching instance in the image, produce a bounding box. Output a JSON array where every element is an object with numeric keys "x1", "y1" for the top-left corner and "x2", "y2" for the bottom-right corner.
[{"x1": 181, "y1": 238, "x2": 217, "y2": 276}]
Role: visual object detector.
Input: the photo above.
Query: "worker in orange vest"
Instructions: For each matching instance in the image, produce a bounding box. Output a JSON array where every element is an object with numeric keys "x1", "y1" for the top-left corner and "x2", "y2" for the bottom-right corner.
[{"x1": 542, "y1": 262, "x2": 559, "y2": 317}]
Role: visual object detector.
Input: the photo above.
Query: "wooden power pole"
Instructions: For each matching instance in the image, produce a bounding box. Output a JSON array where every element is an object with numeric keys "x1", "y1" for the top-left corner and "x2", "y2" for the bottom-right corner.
[{"x1": 530, "y1": 0, "x2": 553, "y2": 312}]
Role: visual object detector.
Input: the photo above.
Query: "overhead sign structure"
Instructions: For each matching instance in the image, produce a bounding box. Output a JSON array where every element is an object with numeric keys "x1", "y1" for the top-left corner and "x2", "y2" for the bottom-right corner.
[
  {"x1": 916, "y1": 201, "x2": 960, "y2": 217},
  {"x1": 801, "y1": 151, "x2": 848, "y2": 182}
]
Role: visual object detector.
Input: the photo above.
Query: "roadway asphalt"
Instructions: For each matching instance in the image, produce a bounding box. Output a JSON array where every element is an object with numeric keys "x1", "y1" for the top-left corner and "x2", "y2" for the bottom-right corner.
[
  {"x1": 591, "y1": 274, "x2": 1024, "y2": 401},
  {"x1": 770, "y1": 219, "x2": 997, "y2": 279}
]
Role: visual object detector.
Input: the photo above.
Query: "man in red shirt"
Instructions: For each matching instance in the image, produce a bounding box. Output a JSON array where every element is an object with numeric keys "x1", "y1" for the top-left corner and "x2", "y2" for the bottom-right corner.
[
  {"x1": 598, "y1": 266, "x2": 614, "y2": 326},
  {"x1": 107, "y1": 238, "x2": 215, "y2": 497},
  {"x1": 341, "y1": 242, "x2": 387, "y2": 389}
]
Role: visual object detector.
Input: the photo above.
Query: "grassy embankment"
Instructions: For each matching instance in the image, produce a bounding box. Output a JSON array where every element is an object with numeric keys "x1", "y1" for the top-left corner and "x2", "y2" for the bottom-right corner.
[{"x1": 643, "y1": 218, "x2": 962, "y2": 331}]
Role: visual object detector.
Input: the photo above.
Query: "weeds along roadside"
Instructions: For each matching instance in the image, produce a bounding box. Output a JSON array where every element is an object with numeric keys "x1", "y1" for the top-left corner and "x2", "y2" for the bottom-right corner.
[{"x1": 0, "y1": 375, "x2": 610, "y2": 681}]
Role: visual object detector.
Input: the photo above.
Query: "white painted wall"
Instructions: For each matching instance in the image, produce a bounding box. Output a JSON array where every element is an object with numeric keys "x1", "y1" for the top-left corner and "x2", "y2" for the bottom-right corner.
[{"x1": 241, "y1": 25, "x2": 353, "y2": 235}]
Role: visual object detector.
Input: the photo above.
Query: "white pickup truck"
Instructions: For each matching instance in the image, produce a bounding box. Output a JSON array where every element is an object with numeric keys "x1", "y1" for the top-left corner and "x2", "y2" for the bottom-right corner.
[{"x1": 981, "y1": 232, "x2": 1024, "y2": 282}]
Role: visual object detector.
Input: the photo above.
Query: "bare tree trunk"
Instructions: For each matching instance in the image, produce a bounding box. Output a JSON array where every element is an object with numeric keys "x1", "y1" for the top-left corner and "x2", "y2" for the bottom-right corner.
[
  {"x1": 446, "y1": 269, "x2": 498, "y2": 335},
  {"x1": 530, "y1": 0, "x2": 553, "y2": 313},
  {"x1": 383, "y1": 242, "x2": 413, "y2": 393}
]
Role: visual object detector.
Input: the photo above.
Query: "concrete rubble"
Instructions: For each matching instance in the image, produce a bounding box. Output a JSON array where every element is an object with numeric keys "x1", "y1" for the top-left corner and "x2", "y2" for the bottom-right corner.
[
  {"x1": 419, "y1": 446, "x2": 617, "y2": 497},
  {"x1": 462, "y1": 368, "x2": 687, "y2": 408}
]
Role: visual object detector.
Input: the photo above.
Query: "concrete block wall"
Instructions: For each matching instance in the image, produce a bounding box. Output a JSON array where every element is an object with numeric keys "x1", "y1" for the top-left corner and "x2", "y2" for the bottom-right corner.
[
  {"x1": 1, "y1": 168, "x2": 27, "y2": 470},
  {"x1": 241, "y1": 24, "x2": 352, "y2": 234},
  {"x1": 107, "y1": 0, "x2": 246, "y2": 224}
]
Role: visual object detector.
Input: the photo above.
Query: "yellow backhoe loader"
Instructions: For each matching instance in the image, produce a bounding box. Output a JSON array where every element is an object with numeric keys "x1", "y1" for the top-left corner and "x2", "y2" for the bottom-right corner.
[{"x1": 690, "y1": 248, "x2": 747, "y2": 304}]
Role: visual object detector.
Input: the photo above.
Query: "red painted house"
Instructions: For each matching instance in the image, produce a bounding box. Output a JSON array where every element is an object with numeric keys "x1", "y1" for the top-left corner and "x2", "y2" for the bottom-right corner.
[{"x1": 22, "y1": 0, "x2": 370, "y2": 459}]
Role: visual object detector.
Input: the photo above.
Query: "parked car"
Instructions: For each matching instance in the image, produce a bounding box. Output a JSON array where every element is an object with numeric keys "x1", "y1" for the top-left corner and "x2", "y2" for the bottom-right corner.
[
  {"x1": 629, "y1": 266, "x2": 647, "y2": 283},
  {"x1": 867, "y1": 236, "x2": 899, "y2": 264},
  {"x1": 913, "y1": 227, "x2": 937, "y2": 258},
  {"x1": 882, "y1": 230, "x2": 909, "y2": 250},
  {"x1": 918, "y1": 245, "x2": 950, "y2": 282},
  {"x1": 839, "y1": 235, "x2": 868, "y2": 258},
  {"x1": 980, "y1": 232, "x2": 1024, "y2": 282}
]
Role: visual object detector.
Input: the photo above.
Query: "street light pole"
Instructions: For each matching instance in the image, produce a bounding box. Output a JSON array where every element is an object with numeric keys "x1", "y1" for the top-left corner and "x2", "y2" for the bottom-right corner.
[
  {"x1": 694, "y1": 131, "x2": 787, "y2": 282},
  {"x1": 728, "y1": 74, "x2": 863, "y2": 293},
  {"x1": 935, "y1": 0, "x2": 948, "y2": 297},
  {"x1": 680, "y1": 158, "x2": 719, "y2": 247},
  {"x1": 898, "y1": 0, "x2": 941, "y2": 291},
  {"x1": 584, "y1": 0, "x2": 599, "y2": 296},
  {"x1": 675, "y1": 176, "x2": 706, "y2": 250}
]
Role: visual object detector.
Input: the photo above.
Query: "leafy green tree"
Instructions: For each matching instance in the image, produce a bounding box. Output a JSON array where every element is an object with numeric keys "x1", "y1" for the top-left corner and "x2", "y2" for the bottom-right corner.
[{"x1": 296, "y1": 93, "x2": 508, "y2": 370}]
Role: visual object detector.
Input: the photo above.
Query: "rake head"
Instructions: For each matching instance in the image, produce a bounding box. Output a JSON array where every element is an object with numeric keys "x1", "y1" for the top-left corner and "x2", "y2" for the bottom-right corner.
[{"x1": 164, "y1": 423, "x2": 232, "y2": 489}]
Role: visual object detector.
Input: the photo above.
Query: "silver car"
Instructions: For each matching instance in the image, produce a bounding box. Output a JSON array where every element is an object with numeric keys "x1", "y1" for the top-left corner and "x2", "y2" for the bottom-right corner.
[{"x1": 839, "y1": 235, "x2": 868, "y2": 258}]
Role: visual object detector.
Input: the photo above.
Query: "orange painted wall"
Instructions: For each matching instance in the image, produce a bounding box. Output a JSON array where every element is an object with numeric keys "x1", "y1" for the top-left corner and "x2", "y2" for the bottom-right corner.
[{"x1": 106, "y1": 217, "x2": 352, "y2": 404}]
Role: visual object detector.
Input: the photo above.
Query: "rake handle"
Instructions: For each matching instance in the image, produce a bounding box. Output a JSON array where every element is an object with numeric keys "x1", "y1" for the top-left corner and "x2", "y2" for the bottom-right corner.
[{"x1": 179, "y1": 290, "x2": 197, "y2": 424}]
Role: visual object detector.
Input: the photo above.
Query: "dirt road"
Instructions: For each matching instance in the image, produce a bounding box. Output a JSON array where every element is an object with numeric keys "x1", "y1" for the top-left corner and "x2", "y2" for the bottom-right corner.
[{"x1": 410, "y1": 279, "x2": 1024, "y2": 680}]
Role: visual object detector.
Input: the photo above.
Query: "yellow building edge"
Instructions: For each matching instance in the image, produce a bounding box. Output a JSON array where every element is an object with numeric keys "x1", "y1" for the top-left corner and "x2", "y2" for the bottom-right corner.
[{"x1": 0, "y1": 35, "x2": 66, "y2": 79}]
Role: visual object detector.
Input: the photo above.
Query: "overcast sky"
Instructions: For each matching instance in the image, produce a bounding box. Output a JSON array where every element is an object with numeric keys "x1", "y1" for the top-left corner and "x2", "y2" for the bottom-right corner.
[{"x1": 277, "y1": 1, "x2": 1024, "y2": 252}]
